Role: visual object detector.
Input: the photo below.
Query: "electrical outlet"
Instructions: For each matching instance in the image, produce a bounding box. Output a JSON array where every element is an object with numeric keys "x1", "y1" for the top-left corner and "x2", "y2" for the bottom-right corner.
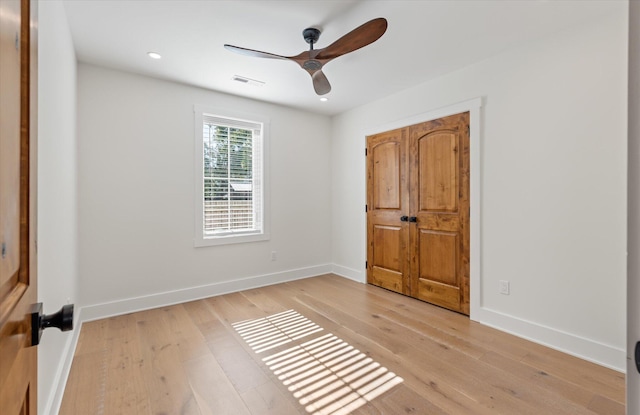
[
  {"x1": 271, "y1": 251, "x2": 277, "y2": 261},
  {"x1": 499, "y1": 280, "x2": 510, "y2": 295}
]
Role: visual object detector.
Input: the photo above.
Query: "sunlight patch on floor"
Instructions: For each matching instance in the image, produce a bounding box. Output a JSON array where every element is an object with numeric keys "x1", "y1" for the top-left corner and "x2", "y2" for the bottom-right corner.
[
  {"x1": 233, "y1": 309, "x2": 324, "y2": 353},
  {"x1": 233, "y1": 310, "x2": 403, "y2": 415}
]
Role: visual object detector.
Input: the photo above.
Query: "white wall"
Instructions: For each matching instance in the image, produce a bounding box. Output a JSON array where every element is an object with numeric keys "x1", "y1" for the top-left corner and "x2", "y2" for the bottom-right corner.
[
  {"x1": 331, "y1": 8, "x2": 628, "y2": 370},
  {"x1": 628, "y1": 1, "x2": 639, "y2": 412},
  {"x1": 37, "y1": 1, "x2": 79, "y2": 414},
  {"x1": 77, "y1": 65, "x2": 332, "y2": 313}
]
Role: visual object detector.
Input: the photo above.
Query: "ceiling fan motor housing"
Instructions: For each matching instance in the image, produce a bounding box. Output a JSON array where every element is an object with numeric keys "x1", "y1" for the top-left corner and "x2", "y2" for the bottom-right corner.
[{"x1": 303, "y1": 27, "x2": 321, "y2": 45}]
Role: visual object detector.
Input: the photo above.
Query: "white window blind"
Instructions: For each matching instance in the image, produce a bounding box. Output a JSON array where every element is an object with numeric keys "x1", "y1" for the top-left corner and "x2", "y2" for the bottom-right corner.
[{"x1": 201, "y1": 114, "x2": 264, "y2": 239}]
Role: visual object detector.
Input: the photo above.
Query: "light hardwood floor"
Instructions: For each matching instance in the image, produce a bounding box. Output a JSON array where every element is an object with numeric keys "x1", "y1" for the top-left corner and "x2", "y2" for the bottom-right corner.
[{"x1": 59, "y1": 274, "x2": 625, "y2": 415}]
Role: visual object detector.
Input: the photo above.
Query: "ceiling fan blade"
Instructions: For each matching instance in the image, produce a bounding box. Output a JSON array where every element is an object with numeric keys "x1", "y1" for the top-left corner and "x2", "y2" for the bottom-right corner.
[
  {"x1": 312, "y1": 70, "x2": 331, "y2": 95},
  {"x1": 315, "y1": 18, "x2": 387, "y2": 61},
  {"x1": 224, "y1": 44, "x2": 289, "y2": 60}
]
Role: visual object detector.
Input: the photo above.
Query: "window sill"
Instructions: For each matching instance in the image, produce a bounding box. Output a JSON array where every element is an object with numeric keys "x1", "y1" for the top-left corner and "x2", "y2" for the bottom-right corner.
[{"x1": 195, "y1": 231, "x2": 269, "y2": 247}]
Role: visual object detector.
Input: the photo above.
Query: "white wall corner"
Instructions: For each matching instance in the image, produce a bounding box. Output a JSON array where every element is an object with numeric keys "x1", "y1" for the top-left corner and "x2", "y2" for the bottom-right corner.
[{"x1": 331, "y1": 264, "x2": 365, "y2": 283}]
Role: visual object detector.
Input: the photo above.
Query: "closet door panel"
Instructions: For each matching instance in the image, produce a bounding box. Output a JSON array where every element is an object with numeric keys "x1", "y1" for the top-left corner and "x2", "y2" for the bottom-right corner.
[
  {"x1": 410, "y1": 113, "x2": 470, "y2": 314},
  {"x1": 419, "y1": 230, "x2": 458, "y2": 286},
  {"x1": 366, "y1": 128, "x2": 410, "y2": 295},
  {"x1": 370, "y1": 225, "x2": 404, "y2": 292},
  {"x1": 419, "y1": 131, "x2": 459, "y2": 213}
]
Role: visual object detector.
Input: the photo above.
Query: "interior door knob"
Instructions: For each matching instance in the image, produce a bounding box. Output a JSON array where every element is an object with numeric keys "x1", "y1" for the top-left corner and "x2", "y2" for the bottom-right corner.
[
  {"x1": 636, "y1": 341, "x2": 640, "y2": 374},
  {"x1": 409, "y1": 216, "x2": 417, "y2": 222},
  {"x1": 30, "y1": 302, "x2": 74, "y2": 346},
  {"x1": 400, "y1": 215, "x2": 409, "y2": 222}
]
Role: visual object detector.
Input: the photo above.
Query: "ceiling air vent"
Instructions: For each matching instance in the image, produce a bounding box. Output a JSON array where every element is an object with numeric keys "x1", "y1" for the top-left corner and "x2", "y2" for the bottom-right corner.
[{"x1": 231, "y1": 75, "x2": 265, "y2": 87}]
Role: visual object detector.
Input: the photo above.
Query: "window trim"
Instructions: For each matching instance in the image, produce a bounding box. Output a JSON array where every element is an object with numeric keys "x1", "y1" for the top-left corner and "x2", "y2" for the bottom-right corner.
[{"x1": 194, "y1": 105, "x2": 270, "y2": 247}]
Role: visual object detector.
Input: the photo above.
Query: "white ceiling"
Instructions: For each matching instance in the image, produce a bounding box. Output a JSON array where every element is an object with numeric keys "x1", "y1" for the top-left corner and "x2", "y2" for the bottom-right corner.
[{"x1": 62, "y1": 0, "x2": 621, "y2": 116}]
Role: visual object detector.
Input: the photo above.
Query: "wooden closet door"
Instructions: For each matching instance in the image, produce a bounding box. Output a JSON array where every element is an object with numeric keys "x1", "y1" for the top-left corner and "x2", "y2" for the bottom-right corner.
[
  {"x1": 409, "y1": 112, "x2": 470, "y2": 315},
  {"x1": 366, "y1": 128, "x2": 410, "y2": 294}
]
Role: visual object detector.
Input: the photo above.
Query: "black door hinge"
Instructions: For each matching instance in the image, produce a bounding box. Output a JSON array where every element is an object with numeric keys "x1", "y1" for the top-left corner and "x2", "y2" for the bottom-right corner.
[
  {"x1": 365, "y1": 205, "x2": 368, "y2": 212},
  {"x1": 365, "y1": 148, "x2": 368, "y2": 156}
]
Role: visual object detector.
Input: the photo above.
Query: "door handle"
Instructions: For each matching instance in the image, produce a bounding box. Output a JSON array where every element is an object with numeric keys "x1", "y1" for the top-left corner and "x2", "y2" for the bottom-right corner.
[
  {"x1": 636, "y1": 341, "x2": 640, "y2": 374},
  {"x1": 30, "y1": 303, "x2": 74, "y2": 346},
  {"x1": 400, "y1": 216, "x2": 409, "y2": 222},
  {"x1": 409, "y1": 216, "x2": 417, "y2": 222}
]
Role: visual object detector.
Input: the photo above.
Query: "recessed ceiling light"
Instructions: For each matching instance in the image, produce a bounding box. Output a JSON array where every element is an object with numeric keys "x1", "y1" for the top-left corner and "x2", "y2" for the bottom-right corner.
[
  {"x1": 147, "y1": 52, "x2": 162, "y2": 59},
  {"x1": 320, "y1": 97, "x2": 328, "y2": 102}
]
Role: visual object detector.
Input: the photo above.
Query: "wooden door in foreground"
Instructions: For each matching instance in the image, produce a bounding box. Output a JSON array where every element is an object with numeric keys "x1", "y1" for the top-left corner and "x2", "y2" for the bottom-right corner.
[
  {"x1": 367, "y1": 112, "x2": 470, "y2": 315},
  {"x1": 0, "y1": 0, "x2": 38, "y2": 413}
]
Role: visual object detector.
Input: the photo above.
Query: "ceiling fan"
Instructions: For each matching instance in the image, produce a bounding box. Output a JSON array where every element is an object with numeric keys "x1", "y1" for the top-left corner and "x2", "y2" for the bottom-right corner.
[{"x1": 224, "y1": 18, "x2": 388, "y2": 96}]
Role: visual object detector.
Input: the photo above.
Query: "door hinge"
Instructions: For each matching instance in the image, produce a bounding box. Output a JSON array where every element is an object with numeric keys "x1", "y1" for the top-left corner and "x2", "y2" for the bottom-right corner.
[
  {"x1": 365, "y1": 148, "x2": 368, "y2": 156},
  {"x1": 467, "y1": 125, "x2": 470, "y2": 136},
  {"x1": 365, "y1": 205, "x2": 368, "y2": 212},
  {"x1": 366, "y1": 261, "x2": 368, "y2": 269}
]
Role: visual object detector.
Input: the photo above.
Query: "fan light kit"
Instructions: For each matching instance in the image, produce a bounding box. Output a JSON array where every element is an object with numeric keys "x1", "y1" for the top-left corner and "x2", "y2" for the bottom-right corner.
[{"x1": 224, "y1": 18, "x2": 388, "y2": 95}]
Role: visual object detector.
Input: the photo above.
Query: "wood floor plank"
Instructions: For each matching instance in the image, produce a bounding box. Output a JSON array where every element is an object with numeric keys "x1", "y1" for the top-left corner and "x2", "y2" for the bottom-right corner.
[
  {"x1": 368, "y1": 384, "x2": 449, "y2": 415},
  {"x1": 60, "y1": 274, "x2": 625, "y2": 415},
  {"x1": 159, "y1": 304, "x2": 211, "y2": 362},
  {"x1": 135, "y1": 307, "x2": 201, "y2": 415},
  {"x1": 240, "y1": 287, "x2": 290, "y2": 316},
  {"x1": 588, "y1": 394, "x2": 626, "y2": 415},
  {"x1": 183, "y1": 299, "x2": 218, "y2": 325},
  {"x1": 184, "y1": 354, "x2": 251, "y2": 415},
  {"x1": 479, "y1": 350, "x2": 595, "y2": 408},
  {"x1": 73, "y1": 319, "x2": 108, "y2": 356},
  {"x1": 103, "y1": 314, "x2": 152, "y2": 415},
  {"x1": 59, "y1": 351, "x2": 109, "y2": 415},
  {"x1": 239, "y1": 380, "x2": 302, "y2": 415},
  {"x1": 520, "y1": 349, "x2": 625, "y2": 403}
]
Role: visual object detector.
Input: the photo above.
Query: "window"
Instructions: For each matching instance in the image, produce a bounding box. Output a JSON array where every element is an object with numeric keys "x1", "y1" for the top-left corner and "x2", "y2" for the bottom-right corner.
[{"x1": 194, "y1": 107, "x2": 269, "y2": 246}]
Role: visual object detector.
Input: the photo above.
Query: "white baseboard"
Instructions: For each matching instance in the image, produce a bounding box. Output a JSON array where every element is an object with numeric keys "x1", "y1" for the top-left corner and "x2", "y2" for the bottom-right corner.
[
  {"x1": 476, "y1": 306, "x2": 626, "y2": 373},
  {"x1": 43, "y1": 308, "x2": 83, "y2": 415},
  {"x1": 331, "y1": 264, "x2": 364, "y2": 283},
  {"x1": 80, "y1": 264, "x2": 332, "y2": 322}
]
